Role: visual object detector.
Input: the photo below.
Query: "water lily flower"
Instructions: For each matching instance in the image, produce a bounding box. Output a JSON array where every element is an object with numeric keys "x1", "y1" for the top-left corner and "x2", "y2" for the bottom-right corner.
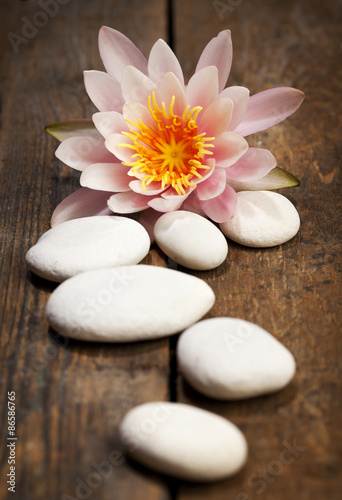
[{"x1": 47, "y1": 27, "x2": 304, "y2": 227}]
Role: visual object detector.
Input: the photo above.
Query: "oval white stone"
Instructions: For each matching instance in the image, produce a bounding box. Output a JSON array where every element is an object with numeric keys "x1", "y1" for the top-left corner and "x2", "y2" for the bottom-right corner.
[
  {"x1": 154, "y1": 211, "x2": 228, "y2": 270},
  {"x1": 26, "y1": 216, "x2": 150, "y2": 282},
  {"x1": 177, "y1": 318, "x2": 296, "y2": 400},
  {"x1": 119, "y1": 402, "x2": 248, "y2": 481},
  {"x1": 46, "y1": 265, "x2": 215, "y2": 342},
  {"x1": 219, "y1": 191, "x2": 300, "y2": 247}
]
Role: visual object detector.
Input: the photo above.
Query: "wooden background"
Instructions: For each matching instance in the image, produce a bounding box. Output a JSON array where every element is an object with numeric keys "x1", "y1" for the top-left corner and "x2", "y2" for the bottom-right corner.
[{"x1": 0, "y1": 0, "x2": 341, "y2": 499}]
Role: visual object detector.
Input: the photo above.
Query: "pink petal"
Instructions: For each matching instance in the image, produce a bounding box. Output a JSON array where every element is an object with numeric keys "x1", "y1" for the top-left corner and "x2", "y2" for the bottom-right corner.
[
  {"x1": 198, "y1": 98, "x2": 233, "y2": 137},
  {"x1": 105, "y1": 133, "x2": 134, "y2": 163},
  {"x1": 196, "y1": 168, "x2": 227, "y2": 200},
  {"x1": 51, "y1": 188, "x2": 112, "y2": 226},
  {"x1": 148, "y1": 39, "x2": 184, "y2": 86},
  {"x1": 138, "y1": 208, "x2": 163, "y2": 243},
  {"x1": 226, "y1": 148, "x2": 276, "y2": 182},
  {"x1": 80, "y1": 163, "x2": 131, "y2": 192},
  {"x1": 108, "y1": 191, "x2": 154, "y2": 213},
  {"x1": 98, "y1": 26, "x2": 148, "y2": 82},
  {"x1": 84, "y1": 71, "x2": 124, "y2": 112},
  {"x1": 192, "y1": 159, "x2": 216, "y2": 185},
  {"x1": 196, "y1": 30, "x2": 232, "y2": 93},
  {"x1": 128, "y1": 169, "x2": 145, "y2": 180},
  {"x1": 121, "y1": 66, "x2": 156, "y2": 105},
  {"x1": 148, "y1": 195, "x2": 188, "y2": 212},
  {"x1": 234, "y1": 87, "x2": 305, "y2": 137},
  {"x1": 157, "y1": 72, "x2": 186, "y2": 115},
  {"x1": 55, "y1": 137, "x2": 114, "y2": 171},
  {"x1": 181, "y1": 193, "x2": 207, "y2": 217},
  {"x1": 219, "y1": 86, "x2": 250, "y2": 131},
  {"x1": 199, "y1": 184, "x2": 237, "y2": 223},
  {"x1": 92, "y1": 111, "x2": 128, "y2": 138},
  {"x1": 161, "y1": 186, "x2": 195, "y2": 199},
  {"x1": 129, "y1": 180, "x2": 166, "y2": 195},
  {"x1": 186, "y1": 66, "x2": 219, "y2": 109},
  {"x1": 214, "y1": 131, "x2": 249, "y2": 168},
  {"x1": 123, "y1": 101, "x2": 155, "y2": 129}
]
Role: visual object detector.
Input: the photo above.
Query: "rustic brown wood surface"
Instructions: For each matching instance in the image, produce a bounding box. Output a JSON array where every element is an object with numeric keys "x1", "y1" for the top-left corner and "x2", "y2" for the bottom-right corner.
[{"x1": 0, "y1": 1, "x2": 341, "y2": 499}]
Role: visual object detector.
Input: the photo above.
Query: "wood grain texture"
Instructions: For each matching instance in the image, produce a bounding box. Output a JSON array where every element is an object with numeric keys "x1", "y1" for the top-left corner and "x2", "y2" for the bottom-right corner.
[
  {"x1": 0, "y1": 0, "x2": 341, "y2": 499},
  {"x1": 173, "y1": 0, "x2": 342, "y2": 499},
  {"x1": 0, "y1": 1, "x2": 172, "y2": 499}
]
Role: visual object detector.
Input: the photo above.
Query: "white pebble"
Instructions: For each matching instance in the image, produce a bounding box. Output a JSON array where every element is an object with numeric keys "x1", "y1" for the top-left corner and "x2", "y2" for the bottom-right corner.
[
  {"x1": 219, "y1": 191, "x2": 300, "y2": 247},
  {"x1": 46, "y1": 265, "x2": 215, "y2": 342},
  {"x1": 26, "y1": 216, "x2": 150, "y2": 282},
  {"x1": 177, "y1": 318, "x2": 296, "y2": 400},
  {"x1": 154, "y1": 211, "x2": 228, "y2": 270},
  {"x1": 119, "y1": 402, "x2": 247, "y2": 481}
]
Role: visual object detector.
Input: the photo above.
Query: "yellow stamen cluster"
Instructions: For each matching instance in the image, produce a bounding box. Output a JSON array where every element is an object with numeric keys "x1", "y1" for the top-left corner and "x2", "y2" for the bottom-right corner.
[{"x1": 119, "y1": 92, "x2": 215, "y2": 195}]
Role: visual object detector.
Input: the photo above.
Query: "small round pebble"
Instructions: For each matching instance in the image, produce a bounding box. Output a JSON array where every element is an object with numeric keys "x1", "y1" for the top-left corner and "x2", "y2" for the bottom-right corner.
[
  {"x1": 154, "y1": 211, "x2": 228, "y2": 270},
  {"x1": 219, "y1": 191, "x2": 300, "y2": 247},
  {"x1": 46, "y1": 265, "x2": 215, "y2": 342},
  {"x1": 177, "y1": 318, "x2": 296, "y2": 400},
  {"x1": 26, "y1": 216, "x2": 150, "y2": 282},
  {"x1": 119, "y1": 402, "x2": 247, "y2": 481}
]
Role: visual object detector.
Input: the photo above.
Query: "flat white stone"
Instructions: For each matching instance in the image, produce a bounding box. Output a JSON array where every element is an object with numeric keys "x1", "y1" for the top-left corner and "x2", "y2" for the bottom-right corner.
[
  {"x1": 154, "y1": 211, "x2": 228, "y2": 270},
  {"x1": 46, "y1": 265, "x2": 215, "y2": 342},
  {"x1": 219, "y1": 191, "x2": 300, "y2": 247},
  {"x1": 26, "y1": 216, "x2": 150, "y2": 282},
  {"x1": 177, "y1": 318, "x2": 296, "y2": 400},
  {"x1": 119, "y1": 402, "x2": 247, "y2": 481}
]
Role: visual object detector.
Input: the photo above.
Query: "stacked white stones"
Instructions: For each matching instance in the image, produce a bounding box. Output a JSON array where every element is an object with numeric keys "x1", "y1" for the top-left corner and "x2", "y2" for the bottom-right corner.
[{"x1": 25, "y1": 196, "x2": 299, "y2": 482}]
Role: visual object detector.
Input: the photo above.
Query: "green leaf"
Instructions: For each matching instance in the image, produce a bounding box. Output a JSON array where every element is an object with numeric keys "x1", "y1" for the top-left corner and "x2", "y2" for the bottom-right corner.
[
  {"x1": 45, "y1": 119, "x2": 102, "y2": 141},
  {"x1": 227, "y1": 167, "x2": 300, "y2": 192}
]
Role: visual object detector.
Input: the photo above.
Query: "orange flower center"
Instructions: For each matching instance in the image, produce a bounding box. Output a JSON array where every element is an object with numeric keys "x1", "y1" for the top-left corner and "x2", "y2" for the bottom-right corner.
[{"x1": 119, "y1": 92, "x2": 215, "y2": 195}]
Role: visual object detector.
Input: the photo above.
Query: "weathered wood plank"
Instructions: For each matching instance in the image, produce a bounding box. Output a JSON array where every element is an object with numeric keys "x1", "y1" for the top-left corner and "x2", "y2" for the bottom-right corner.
[
  {"x1": 0, "y1": 1, "x2": 172, "y2": 499},
  {"x1": 1, "y1": 0, "x2": 341, "y2": 498},
  {"x1": 173, "y1": 0, "x2": 342, "y2": 499}
]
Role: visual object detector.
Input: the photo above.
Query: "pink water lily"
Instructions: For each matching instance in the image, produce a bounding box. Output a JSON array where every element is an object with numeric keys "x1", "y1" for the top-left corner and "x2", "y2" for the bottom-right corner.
[{"x1": 49, "y1": 27, "x2": 304, "y2": 227}]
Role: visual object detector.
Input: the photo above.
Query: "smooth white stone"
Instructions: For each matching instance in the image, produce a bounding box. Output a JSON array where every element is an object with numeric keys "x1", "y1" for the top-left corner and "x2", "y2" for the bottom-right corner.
[
  {"x1": 119, "y1": 402, "x2": 247, "y2": 481},
  {"x1": 177, "y1": 318, "x2": 296, "y2": 400},
  {"x1": 46, "y1": 265, "x2": 215, "y2": 342},
  {"x1": 26, "y1": 216, "x2": 150, "y2": 282},
  {"x1": 219, "y1": 191, "x2": 300, "y2": 247},
  {"x1": 154, "y1": 211, "x2": 228, "y2": 270}
]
